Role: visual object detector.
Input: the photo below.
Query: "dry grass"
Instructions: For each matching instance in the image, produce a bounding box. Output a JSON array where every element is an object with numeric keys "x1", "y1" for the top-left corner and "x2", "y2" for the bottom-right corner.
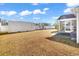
[{"x1": 0, "y1": 29, "x2": 79, "y2": 56}]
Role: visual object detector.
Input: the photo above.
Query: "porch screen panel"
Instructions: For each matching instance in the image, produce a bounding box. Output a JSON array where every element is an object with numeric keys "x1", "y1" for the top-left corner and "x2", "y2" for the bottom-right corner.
[{"x1": 60, "y1": 21, "x2": 64, "y2": 31}]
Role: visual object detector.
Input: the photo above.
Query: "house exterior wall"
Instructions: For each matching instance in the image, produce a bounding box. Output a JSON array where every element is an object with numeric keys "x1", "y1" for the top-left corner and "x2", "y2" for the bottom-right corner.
[
  {"x1": 7, "y1": 21, "x2": 36, "y2": 32},
  {"x1": 0, "y1": 20, "x2": 45, "y2": 33},
  {"x1": 0, "y1": 20, "x2": 52, "y2": 33},
  {"x1": 0, "y1": 21, "x2": 8, "y2": 32},
  {"x1": 0, "y1": 26, "x2": 8, "y2": 32},
  {"x1": 58, "y1": 18, "x2": 76, "y2": 33}
]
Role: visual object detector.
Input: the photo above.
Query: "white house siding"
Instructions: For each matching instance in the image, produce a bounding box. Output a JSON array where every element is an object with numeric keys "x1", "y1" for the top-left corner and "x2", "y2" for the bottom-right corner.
[
  {"x1": 0, "y1": 20, "x2": 52, "y2": 33},
  {"x1": 7, "y1": 21, "x2": 36, "y2": 32},
  {"x1": 0, "y1": 22, "x2": 8, "y2": 32},
  {"x1": 0, "y1": 22, "x2": 1, "y2": 31},
  {"x1": 0, "y1": 26, "x2": 8, "y2": 32},
  {"x1": 58, "y1": 18, "x2": 76, "y2": 33}
]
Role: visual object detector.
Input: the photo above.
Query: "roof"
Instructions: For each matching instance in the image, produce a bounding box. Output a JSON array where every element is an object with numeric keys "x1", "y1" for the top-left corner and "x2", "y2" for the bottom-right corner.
[{"x1": 58, "y1": 14, "x2": 76, "y2": 20}]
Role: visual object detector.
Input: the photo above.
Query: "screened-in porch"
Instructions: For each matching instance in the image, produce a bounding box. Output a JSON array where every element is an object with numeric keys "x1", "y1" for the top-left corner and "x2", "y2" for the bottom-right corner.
[
  {"x1": 58, "y1": 19, "x2": 76, "y2": 33},
  {"x1": 57, "y1": 14, "x2": 76, "y2": 33}
]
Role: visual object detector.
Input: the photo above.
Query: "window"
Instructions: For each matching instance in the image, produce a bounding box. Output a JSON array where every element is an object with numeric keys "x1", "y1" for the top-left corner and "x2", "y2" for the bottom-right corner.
[
  {"x1": 66, "y1": 28, "x2": 70, "y2": 31},
  {"x1": 1, "y1": 21, "x2": 8, "y2": 26},
  {"x1": 65, "y1": 21, "x2": 71, "y2": 31}
]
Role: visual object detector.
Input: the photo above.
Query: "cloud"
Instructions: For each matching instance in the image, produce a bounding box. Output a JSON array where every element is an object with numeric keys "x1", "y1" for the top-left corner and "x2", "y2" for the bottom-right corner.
[
  {"x1": 33, "y1": 9, "x2": 41, "y2": 14},
  {"x1": 32, "y1": 3, "x2": 39, "y2": 5},
  {"x1": 33, "y1": 8, "x2": 49, "y2": 15},
  {"x1": 52, "y1": 16, "x2": 59, "y2": 20},
  {"x1": 33, "y1": 9, "x2": 46, "y2": 14},
  {"x1": 33, "y1": 17, "x2": 40, "y2": 20},
  {"x1": 64, "y1": 8, "x2": 72, "y2": 13},
  {"x1": 20, "y1": 9, "x2": 48, "y2": 15},
  {"x1": 43, "y1": 8, "x2": 49, "y2": 11},
  {"x1": 20, "y1": 17, "x2": 24, "y2": 19},
  {"x1": 64, "y1": 1, "x2": 79, "y2": 14},
  {"x1": 66, "y1": 1, "x2": 79, "y2": 7},
  {"x1": 19, "y1": 10, "x2": 32, "y2": 16},
  {"x1": 2, "y1": 8, "x2": 49, "y2": 17},
  {"x1": 0, "y1": 11, "x2": 17, "y2": 16},
  {"x1": 8, "y1": 11, "x2": 17, "y2": 16}
]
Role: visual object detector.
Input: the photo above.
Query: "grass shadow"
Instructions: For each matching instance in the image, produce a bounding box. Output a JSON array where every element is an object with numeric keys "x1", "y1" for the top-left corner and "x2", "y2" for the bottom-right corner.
[
  {"x1": 46, "y1": 34, "x2": 79, "y2": 48},
  {"x1": 0, "y1": 29, "x2": 47, "y2": 36},
  {"x1": 0, "y1": 30, "x2": 36, "y2": 36}
]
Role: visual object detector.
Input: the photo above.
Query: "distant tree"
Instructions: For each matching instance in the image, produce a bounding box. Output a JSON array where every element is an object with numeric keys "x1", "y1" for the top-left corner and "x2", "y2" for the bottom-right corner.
[
  {"x1": 35, "y1": 23, "x2": 39, "y2": 26},
  {"x1": 53, "y1": 22, "x2": 59, "y2": 30},
  {"x1": 41, "y1": 23, "x2": 50, "y2": 26},
  {"x1": 35, "y1": 23, "x2": 50, "y2": 26},
  {"x1": 35, "y1": 23, "x2": 50, "y2": 29}
]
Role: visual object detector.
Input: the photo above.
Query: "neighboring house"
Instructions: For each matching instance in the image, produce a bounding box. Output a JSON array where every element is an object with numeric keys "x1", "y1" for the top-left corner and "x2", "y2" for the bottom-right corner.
[
  {"x1": 58, "y1": 14, "x2": 76, "y2": 41},
  {"x1": 0, "y1": 19, "x2": 53, "y2": 33},
  {"x1": 8, "y1": 21, "x2": 36, "y2": 32},
  {"x1": 57, "y1": 7, "x2": 79, "y2": 43},
  {"x1": 58, "y1": 14, "x2": 76, "y2": 33},
  {"x1": 0, "y1": 19, "x2": 8, "y2": 32},
  {"x1": 0, "y1": 19, "x2": 37, "y2": 32}
]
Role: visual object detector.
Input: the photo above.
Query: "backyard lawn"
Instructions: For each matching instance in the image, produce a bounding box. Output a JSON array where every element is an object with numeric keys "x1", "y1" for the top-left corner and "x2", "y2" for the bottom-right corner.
[{"x1": 0, "y1": 29, "x2": 79, "y2": 56}]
